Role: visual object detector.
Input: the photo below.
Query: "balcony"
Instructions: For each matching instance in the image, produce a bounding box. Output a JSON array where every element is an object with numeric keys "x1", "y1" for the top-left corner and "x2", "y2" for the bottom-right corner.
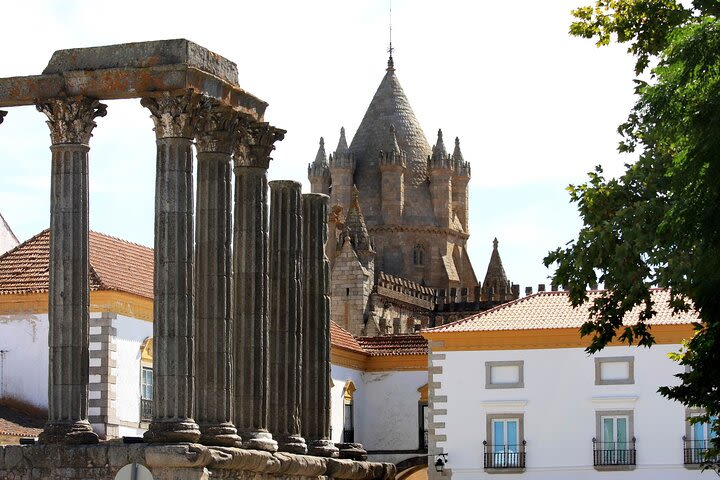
[
  {"x1": 483, "y1": 440, "x2": 526, "y2": 472},
  {"x1": 140, "y1": 398, "x2": 152, "y2": 422},
  {"x1": 684, "y1": 436, "x2": 718, "y2": 467},
  {"x1": 593, "y1": 437, "x2": 636, "y2": 470}
]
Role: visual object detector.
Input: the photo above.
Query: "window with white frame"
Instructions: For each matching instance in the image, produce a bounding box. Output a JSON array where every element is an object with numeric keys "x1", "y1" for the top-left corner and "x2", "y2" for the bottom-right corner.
[
  {"x1": 484, "y1": 414, "x2": 525, "y2": 470},
  {"x1": 594, "y1": 410, "x2": 635, "y2": 468},
  {"x1": 140, "y1": 366, "x2": 153, "y2": 421}
]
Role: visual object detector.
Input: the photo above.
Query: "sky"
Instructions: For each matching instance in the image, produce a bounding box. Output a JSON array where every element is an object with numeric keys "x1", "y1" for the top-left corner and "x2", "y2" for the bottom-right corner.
[{"x1": 0, "y1": 0, "x2": 639, "y2": 292}]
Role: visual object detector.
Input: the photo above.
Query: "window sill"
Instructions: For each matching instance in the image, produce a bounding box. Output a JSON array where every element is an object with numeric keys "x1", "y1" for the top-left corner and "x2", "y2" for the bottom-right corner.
[
  {"x1": 484, "y1": 467, "x2": 526, "y2": 474},
  {"x1": 594, "y1": 465, "x2": 636, "y2": 471}
]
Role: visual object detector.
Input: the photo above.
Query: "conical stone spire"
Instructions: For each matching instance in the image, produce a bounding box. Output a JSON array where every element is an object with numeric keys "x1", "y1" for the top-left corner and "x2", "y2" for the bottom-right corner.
[
  {"x1": 432, "y1": 129, "x2": 448, "y2": 160},
  {"x1": 335, "y1": 127, "x2": 349, "y2": 159},
  {"x1": 481, "y1": 238, "x2": 510, "y2": 300},
  {"x1": 453, "y1": 136, "x2": 464, "y2": 162},
  {"x1": 344, "y1": 186, "x2": 373, "y2": 254},
  {"x1": 314, "y1": 137, "x2": 327, "y2": 165}
]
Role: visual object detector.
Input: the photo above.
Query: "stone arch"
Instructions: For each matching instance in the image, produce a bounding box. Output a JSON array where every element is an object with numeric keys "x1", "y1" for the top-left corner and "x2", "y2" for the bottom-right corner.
[{"x1": 396, "y1": 457, "x2": 428, "y2": 479}]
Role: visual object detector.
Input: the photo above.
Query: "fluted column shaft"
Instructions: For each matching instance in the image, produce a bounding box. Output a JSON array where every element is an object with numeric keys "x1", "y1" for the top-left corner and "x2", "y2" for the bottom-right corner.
[
  {"x1": 194, "y1": 101, "x2": 241, "y2": 446},
  {"x1": 233, "y1": 123, "x2": 284, "y2": 452},
  {"x1": 268, "y1": 180, "x2": 307, "y2": 454},
  {"x1": 301, "y1": 193, "x2": 338, "y2": 458},
  {"x1": 141, "y1": 92, "x2": 201, "y2": 443},
  {"x1": 36, "y1": 97, "x2": 106, "y2": 445}
]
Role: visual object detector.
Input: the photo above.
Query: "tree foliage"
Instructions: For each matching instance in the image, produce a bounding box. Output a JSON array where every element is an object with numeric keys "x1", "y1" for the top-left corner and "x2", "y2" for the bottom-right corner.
[{"x1": 545, "y1": 0, "x2": 720, "y2": 464}]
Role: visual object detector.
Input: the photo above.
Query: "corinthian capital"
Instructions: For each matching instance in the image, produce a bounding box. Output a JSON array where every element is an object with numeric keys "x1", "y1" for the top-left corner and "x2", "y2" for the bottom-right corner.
[
  {"x1": 0, "y1": 111, "x2": 7, "y2": 125},
  {"x1": 194, "y1": 99, "x2": 241, "y2": 154},
  {"x1": 140, "y1": 91, "x2": 204, "y2": 139},
  {"x1": 233, "y1": 121, "x2": 286, "y2": 169},
  {"x1": 36, "y1": 98, "x2": 107, "y2": 145}
]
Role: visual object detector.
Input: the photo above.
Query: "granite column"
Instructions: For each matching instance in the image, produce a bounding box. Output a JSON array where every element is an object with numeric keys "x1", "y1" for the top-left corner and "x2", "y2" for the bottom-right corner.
[
  {"x1": 301, "y1": 193, "x2": 338, "y2": 457},
  {"x1": 194, "y1": 100, "x2": 242, "y2": 446},
  {"x1": 141, "y1": 91, "x2": 202, "y2": 443},
  {"x1": 232, "y1": 123, "x2": 285, "y2": 451},
  {"x1": 36, "y1": 97, "x2": 106, "y2": 445},
  {"x1": 268, "y1": 180, "x2": 307, "y2": 454}
]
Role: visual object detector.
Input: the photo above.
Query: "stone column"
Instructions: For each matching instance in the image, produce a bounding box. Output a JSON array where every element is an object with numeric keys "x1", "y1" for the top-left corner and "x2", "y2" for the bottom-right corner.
[
  {"x1": 141, "y1": 91, "x2": 202, "y2": 443},
  {"x1": 36, "y1": 97, "x2": 107, "y2": 445},
  {"x1": 232, "y1": 123, "x2": 285, "y2": 452},
  {"x1": 193, "y1": 99, "x2": 241, "y2": 447},
  {"x1": 268, "y1": 180, "x2": 307, "y2": 454},
  {"x1": 301, "y1": 193, "x2": 339, "y2": 458}
]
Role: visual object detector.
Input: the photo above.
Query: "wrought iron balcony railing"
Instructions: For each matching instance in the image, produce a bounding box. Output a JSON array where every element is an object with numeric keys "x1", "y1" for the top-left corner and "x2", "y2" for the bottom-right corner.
[
  {"x1": 684, "y1": 436, "x2": 719, "y2": 465},
  {"x1": 593, "y1": 437, "x2": 636, "y2": 466},
  {"x1": 483, "y1": 440, "x2": 526, "y2": 469},
  {"x1": 140, "y1": 398, "x2": 153, "y2": 422}
]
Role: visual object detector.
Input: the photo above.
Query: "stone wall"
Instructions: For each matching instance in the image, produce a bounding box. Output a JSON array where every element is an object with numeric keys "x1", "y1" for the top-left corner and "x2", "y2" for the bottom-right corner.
[{"x1": 0, "y1": 443, "x2": 395, "y2": 480}]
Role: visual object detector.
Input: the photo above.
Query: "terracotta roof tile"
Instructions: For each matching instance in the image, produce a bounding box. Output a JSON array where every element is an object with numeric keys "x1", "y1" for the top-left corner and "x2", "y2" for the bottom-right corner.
[
  {"x1": 0, "y1": 406, "x2": 44, "y2": 437},
  {"x1": 0, "y1": 229, "x2": 153, "y2": 298},
  {"x1": 426, "y1": 289, "x2": 698, "y2": 333},
  {"x1": 330, "y1": 321, "x2": 366, "y2": 354},
  {"x1": 356, "y1": 334, "x2": 428, "y2": 356}
]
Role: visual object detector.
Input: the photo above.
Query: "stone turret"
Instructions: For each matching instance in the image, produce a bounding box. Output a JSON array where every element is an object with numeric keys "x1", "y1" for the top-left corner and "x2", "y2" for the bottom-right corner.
[
  {"x1": 451, "y1": 136, "x2": 471, "y2": 233},
  {"x1": 328, "y1": 127, "x2": 355, "y2": 209},
  {"x1": 429, "y1": 129, "x2": 453, "y2": 228},
  {"x1": 308, "y1": 137, "x2": 330, "y2": 194},
  {"x1": 480, "y1": 238, "x2": 518, "y2": 302},
  {"x1": 330, "y1": 188, "x2": 375, "y2": 336},
  {"x1": 379, "y1": 125, "x2": 406, "y2": 224}
]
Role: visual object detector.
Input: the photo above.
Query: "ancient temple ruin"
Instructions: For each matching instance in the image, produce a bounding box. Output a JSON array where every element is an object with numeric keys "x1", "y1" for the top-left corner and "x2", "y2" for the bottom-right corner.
[{"x1": 0, "y1": 39, "x2": 393, "y2": 480}]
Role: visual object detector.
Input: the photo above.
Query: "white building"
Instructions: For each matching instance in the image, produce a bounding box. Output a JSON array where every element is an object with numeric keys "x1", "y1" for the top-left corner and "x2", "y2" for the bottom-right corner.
[
  {"x1": 422, "y1": 289, "x2": 710, "y2": 479},
  {"x1": 0, "y1": 229, "x2": 432, "y2": 477}
]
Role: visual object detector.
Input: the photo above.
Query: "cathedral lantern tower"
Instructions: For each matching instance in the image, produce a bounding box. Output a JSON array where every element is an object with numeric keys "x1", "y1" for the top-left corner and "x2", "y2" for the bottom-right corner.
[
  {"x1": 328, "y1": 127, "x2": 355, "y2": 209},
  {"x1": 429, "y1": 129, "x2": 453, "y2": 228},
  {"x1": 452, "y1": 136, "x2": 471, "y2": 233},
  {"x1": 308, "y1": 137, "x2": 330, "y2": 194},
  {"x1": 379, "y1": 125, "x2": 406, "y2": 224}
]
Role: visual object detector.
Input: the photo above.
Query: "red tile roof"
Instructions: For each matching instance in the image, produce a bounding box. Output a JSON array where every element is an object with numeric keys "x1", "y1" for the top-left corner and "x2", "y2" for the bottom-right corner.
[
  {"x1": 0, "y1": 229, "x2": 153, "y2": 298},
  {"x1": 330, "y1": 321, "x2": 365, "y2": 354},
  {"x1": 356, "y1": 334, "x2": 428, "y2": 356},
  {"x1": 0, "y1": 405, "x2": 44, "y2": 438},
  {"x1": 426, "y1": 289, "x2": 698, "y2": 333}
]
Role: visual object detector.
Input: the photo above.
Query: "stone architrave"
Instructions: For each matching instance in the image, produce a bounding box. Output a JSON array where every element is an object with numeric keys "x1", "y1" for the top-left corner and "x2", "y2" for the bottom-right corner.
[
  {"x1": 141, "y1": 91, "x2": 202, "y2": 443},
  {"x1": 268, "y1": 180, "x2": 307, "y2": 454},
  {"x1": 232, "y1": 122, "x2": 285, "y2": 452},
  {"x1": 35, "y1": 97, "x2": 106, "y2": 445},
  {"x1": 301, "y1": 193, "x2": 339, "y2": 458},
  {"x1": 193, "y1": 99, "x2": 242, "y2": 447}
]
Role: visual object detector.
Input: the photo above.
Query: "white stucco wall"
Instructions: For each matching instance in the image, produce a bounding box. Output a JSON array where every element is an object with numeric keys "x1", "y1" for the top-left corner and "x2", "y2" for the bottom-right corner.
[
  {"x1": 0, "y1": 313, "x2": 49, "y2": 408},
  {"x1": 330, "y1": 364, "x2": 364, "y2": 443},
  {"x1": 113, "y1": 314, "x2": 152, "y2": 426},
  {"x1": 436, "y1": 344, "x2": 699, "y2": 479}
]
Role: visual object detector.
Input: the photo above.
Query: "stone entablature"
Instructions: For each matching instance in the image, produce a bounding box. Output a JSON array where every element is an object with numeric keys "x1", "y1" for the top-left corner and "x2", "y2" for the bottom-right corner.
[
  {"x1": 375, "y1": 273, "x2": 434, "y2": 311},
  {"x1": 0, "y1": 443, "x2": 395, "y2": 480}
]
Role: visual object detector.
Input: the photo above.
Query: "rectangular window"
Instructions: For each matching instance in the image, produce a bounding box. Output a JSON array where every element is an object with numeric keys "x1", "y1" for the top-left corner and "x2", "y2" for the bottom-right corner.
[
  {"x1": 594, "y1": 410, "x2": 635, "y2": 469},
  {"x1": 485, "y1": 361, "x2": 524, "y2": 389},
  {"x1": 685, "y1": 411, "x2": 718, "y2": 465},
  {"x1": 343, "y1": 402, "x2": 354, "y2": 443},
  {"x1": 595, "y1": 356, "x2": 634, "y2": 385},
  {"x1": 485, "y1": 414, "x2": 525, "y2": 471},
  {"x1": 140, "y1": 367, "x2": 153, "y2": 422},
  {"x1": 419, "y1": 402, "x2": 428, "y2": 450}
]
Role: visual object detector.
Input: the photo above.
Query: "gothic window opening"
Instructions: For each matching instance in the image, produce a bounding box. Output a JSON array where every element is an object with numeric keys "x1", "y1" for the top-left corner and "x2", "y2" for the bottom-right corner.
[{"x1": 413, "y1": 244, "x2": 425, "y2": 266}]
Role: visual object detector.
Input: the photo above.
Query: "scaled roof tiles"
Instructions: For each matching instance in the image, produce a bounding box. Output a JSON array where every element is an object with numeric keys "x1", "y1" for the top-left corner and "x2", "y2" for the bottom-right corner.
[
  {"x1": 427, "y1": 289, "x2": 697, "y2": 333},
  {"x1": 356, "y1": 334, "x2": 428, "y2": 356},
  {"x1": 0, "y1": 229, "x2": 153, "y2": 297}
]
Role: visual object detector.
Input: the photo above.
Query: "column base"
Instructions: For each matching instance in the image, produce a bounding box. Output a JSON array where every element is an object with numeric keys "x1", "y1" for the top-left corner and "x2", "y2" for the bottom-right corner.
[
  {"x1": 39, "y1": 420, "x2": 99, "y2": 445},
  {"x1": 241, "y1": 430, "x2": 278, "y2": 452},
  {"x1": 308, "y1": 438, "x2": 340, "y2": 458},
  {"x1": 199, "y1": 422, "x2": 242, "y2": 447},
  {"x1": 144, "y1": 419, "x2": 201, "y2": 443},
  {"x1": 276, "y1": 433, "x2": 308, "y2": 455},
  {"x1": 335, "y1": 442, "x2": 368, "y2": 461}
]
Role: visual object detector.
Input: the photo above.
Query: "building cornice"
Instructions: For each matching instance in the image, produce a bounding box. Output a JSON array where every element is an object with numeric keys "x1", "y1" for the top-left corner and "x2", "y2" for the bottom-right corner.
[
  {"x1": 422, "y1": 324, "x2": 695, "y2": 351},
  {"x1": 0, "y1": 291, "x2": 153, "y2": 321},
  {"x1": 368, "y1": 224, "x2": 469, "y2": 240}
]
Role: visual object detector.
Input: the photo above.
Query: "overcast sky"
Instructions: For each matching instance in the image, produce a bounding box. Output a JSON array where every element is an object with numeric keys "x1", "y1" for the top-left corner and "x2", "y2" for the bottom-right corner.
[{"x1": 0, "y1": 0, "x2": 638, "y2": 292}]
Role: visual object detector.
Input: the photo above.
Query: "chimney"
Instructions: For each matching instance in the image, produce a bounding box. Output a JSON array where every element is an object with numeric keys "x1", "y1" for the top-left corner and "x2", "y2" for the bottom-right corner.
[
  {"x1": 551, "y1": 284, "x2": 558, "y2": 292},
  {"x1": 538, "y1": 284, "x2": 546, "y2": 292},
  {"x1": 525, "y1": 286, "x2": 533, "y2": 296},
  {"x1": 511, "y1": 284, "x2": 520, "y2": 298}
]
